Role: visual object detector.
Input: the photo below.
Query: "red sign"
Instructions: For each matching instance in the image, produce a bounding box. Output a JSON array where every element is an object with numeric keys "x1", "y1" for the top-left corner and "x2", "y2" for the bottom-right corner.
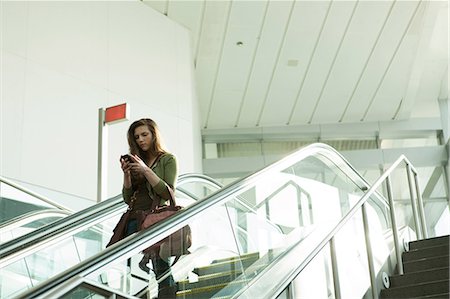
[{"x1": 105, "y1": 103, "x2": 129, "y2": 124}]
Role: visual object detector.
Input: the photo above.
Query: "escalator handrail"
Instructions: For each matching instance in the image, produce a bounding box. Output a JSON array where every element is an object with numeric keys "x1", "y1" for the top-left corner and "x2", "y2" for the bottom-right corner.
[
  {"x1": 0, "y1": 196, "x2": 126, "y2": 269},
  {"x1": 177, "y1": 173, "x2": 224, "y2": 188},
  {"x1": 178, "y1": 173, "x2": 285, "y2": 234},
  {"x1": 0, "y1": 175, "x2": 72, "y2": 212},
  {"x1": 0, "y1": 209, "x2": 70, "y2": 234},
  {"x1": 0, "y1": 174, "x2": 221, "y2": 268},
  {"x1": 19, "y1": 143, "x2": 391, "y2": 298},
  {"x1": 239, "y1": 154, "x2": 423, "y2": 298}
]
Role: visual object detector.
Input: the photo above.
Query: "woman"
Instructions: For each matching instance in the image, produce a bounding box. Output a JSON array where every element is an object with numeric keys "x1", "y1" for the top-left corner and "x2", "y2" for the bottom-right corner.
[{"x1": 121, "y1": 118, "x2": 178, "y2": 299}]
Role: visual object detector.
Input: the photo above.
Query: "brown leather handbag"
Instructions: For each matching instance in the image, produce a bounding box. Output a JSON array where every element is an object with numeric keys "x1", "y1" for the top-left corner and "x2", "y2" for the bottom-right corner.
[
  {"x1": 106, "y1": 191, "x2": 147, "y2": 247},
  {"x1": 106, "y1": 183, "x2": 192, "y2": 260},
  {"x1": 140, "y1": 185, "x2": 192, "y2": 259}
]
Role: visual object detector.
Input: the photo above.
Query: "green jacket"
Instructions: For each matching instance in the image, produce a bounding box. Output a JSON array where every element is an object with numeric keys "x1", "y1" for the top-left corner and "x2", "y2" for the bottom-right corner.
[{"x1": 122, "y1": 153, "x2": 178, "y2": 211}]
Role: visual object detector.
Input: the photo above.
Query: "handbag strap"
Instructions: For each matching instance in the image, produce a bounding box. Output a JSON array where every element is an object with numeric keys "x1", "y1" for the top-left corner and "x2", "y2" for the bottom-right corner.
[{"x1": 150, "y1": 182, "x2": 177, "y2": 211}]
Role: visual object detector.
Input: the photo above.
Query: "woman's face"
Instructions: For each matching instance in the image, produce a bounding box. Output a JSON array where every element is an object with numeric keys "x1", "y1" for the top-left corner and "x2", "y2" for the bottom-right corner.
[{"x1": 134, "y1": 125, "x2": 153, "y2": 152}]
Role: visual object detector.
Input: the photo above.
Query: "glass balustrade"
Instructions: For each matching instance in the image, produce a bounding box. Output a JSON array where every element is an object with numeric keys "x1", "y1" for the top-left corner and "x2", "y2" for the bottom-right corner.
[
  {"x1": 9, "y1": 145, "x2": 427, "y2": 299},
  {"x1": 78, "y1": 152, "x2": 386, "y2": 298},
  {"x1": 0, "y1": 210, "x2": 69, "y2": 243},
  {"x1": 0, "y1": 177, "x2": 221, "y2": 299}
]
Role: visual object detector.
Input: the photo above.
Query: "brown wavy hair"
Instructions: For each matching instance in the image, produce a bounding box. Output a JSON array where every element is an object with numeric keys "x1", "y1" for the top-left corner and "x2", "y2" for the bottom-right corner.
[{"x1": 127, "y1": 118, "x2": 166, "y2": 160}]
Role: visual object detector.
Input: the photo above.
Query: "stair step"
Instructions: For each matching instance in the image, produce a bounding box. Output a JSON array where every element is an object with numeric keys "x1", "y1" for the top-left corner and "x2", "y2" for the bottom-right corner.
[
  {"x1": 212, "y1": 252, "x2": 259, "y2": 264},
  {"x1": 176, "y1": 279, "x2": 247, "y2": 299},
  {"x1": 404, "y1": 255, "x2": 450, "y2": 273},
  {"x1": 409, "y1": 236, "x2": 449, "y2": 250},
  {"x1": 380, "y1": 279, "x2": 449, "y2": 298},
  {"x1": 178, "y1": 271, "x2": 243, "y2": 291},
  {"x1": 409, "y1": 293, "x2": 450, "y2": 299},
  {"x1": 404, "y1": 244, "x2": 450, "y2": 262},
  {"x1": 390, "y1": 267, "x2": 449, "y2": 287},
  {"x1": 193, "y1": 255, "x2": 258, "y2": 276}
]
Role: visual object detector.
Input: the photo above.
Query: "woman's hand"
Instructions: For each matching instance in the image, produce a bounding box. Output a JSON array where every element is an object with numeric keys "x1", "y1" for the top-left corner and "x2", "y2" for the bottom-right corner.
[
  {"x1": 120, "y1": 156, "x2": 132, "y2": 189},
  {"x1": 120, "y1": 156, "x2": 132, "y2": 175},
  {"x1": 128, "y1": 154, "x2": 150, "y2": 176}
]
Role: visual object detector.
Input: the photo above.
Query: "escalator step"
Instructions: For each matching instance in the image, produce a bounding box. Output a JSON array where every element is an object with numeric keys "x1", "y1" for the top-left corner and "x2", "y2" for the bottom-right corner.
[
  {"x1": 193, "y1": 255, "x2": 259, "y2": 276},
  {"x1": 176, "y1": 279, "x2": 247, "y2": 299}
]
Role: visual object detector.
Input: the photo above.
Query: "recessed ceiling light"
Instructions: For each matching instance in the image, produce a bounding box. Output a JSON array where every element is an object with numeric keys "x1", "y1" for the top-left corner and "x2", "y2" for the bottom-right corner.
[{"x1": 287, "y1": 59, "x2": 299, "y2": 67}]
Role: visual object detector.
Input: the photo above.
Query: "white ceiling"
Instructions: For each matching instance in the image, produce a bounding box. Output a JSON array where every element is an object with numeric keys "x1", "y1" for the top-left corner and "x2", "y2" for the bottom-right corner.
[{"x1": 143, "y1": 0, "x2": 448, "y2": 131}]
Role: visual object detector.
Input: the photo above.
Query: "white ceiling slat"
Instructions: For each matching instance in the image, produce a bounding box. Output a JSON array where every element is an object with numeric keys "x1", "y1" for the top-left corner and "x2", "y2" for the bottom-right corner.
[
  {"x1": 202, "y1": 0, "x2": 232, "y2": 128},
  {"x1": 142, "y1": 0, "x2": 166, "y2": 15},
  {"x1": 308, "y1": 0, "x2": 360, "y2": 124},
  {"x1": 237, "y1": 1, "x2": 295, "y2": 128},
  {"x1": 234, "y1": 1, "x2": 271, "y2": 127},
  {"x1": 260, "y1": 1, "x2": 334, "y2": 127},
  {"x1": 194, "y1": 1, "x2": 231, "y2": 128},
  {"x1": 285, "y1": 1, "x2": 334, "y2": 126},
  {"x1": 399, "y1": 1, "x2": 447, "y2": 119},
  {"x1": 194, "y1": 1, "x2": 207, "y2": 66},
  {"x1": 361, "y1": 0, "x2": 424, "y2": 122},
  {"x1": 143, "y1": 0, "x2": 446, "y2": 135},
  {"x1": 255, "y1": 0, "x2": 296, "y2": 127},
  {"x1": 311, "y1": 1, "x2": 395, "y2": 124},
  {"x1": 164, "y1": 0, "x2": 169, "y2": 16},
  {"x1": 164, "y1": 1, "x2": 206, "y2": 63},
  {"x1": 207, "y1": 1, "x2": 269, "y2": 129},
  {"x1": 336, "y1": 1, "x2": 396, "y2": 123},
  {"x1": 288, "y1": 1, "x2": 359, "y2": 125},
  {"x1": 366, "y1": 3, "x2": 427, "y2": 121},
  {"x1": 341, "y1": 0, "x2": 420, "y2": 123}
]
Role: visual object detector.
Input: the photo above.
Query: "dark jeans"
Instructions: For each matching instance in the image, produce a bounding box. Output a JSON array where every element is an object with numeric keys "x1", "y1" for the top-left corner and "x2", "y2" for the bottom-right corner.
[{"x1": 126, "y1": 219, "x2": 177, "y2": 299}]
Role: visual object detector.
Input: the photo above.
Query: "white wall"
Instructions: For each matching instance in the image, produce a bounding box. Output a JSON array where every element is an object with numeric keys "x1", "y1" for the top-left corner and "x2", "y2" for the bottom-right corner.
[{"x1": 1, "y1": 1, "x2": 202, "y2": 201}]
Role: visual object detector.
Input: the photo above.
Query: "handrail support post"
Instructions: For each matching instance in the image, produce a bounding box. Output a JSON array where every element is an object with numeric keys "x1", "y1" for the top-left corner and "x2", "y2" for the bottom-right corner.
[
  {"x1": 362, "y1": 203, "x2": 378, "y2": 299},
  {"x1": 386, "y1": 175, "x2": 404, "y2": 274},
  {"x1": 413, "y1": 172, "x2": 428, "y2": 239},
  {"x1": 406, "y1": 163, "x2": 422, "y2": 239},
  {"x1": 330, "y1": 237, "x2": 341, "y2": 299}
]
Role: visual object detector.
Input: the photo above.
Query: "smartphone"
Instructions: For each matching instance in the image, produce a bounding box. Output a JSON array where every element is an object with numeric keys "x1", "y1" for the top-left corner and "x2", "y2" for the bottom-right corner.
[{"x1": 121, "y1": 154, "x2": 133, "y2": 163}]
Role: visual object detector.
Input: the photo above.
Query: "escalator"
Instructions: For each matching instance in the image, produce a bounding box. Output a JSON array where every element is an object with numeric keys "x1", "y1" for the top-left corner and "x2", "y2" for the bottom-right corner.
[
  {"x1": 0, "y1": 176, "x2": 73, "y2": 227},
  {"x1": 4, "y1": 143, "x2": 429, "y2": 298},
  {"x1": 0, "y1": 174, "x2": 222, "y2": 298},
  {"x1": 0, "y1": 209, "x2": 70, "y2": 243}
]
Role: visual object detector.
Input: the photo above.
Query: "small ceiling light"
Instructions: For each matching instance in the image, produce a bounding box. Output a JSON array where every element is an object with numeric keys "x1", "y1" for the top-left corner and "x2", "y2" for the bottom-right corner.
[
  {"x1": 287, "y1": 59, "x2": 299, "y2": 67},
  {"x1": 236, "y1": 41, "x2": 244, "y2": 47}
]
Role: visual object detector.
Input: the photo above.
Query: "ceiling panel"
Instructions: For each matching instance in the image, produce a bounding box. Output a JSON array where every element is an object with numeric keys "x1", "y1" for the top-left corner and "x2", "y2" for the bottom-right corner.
[
  {"x1": 143, "y1": 0, "x2": 446, "y2": 135},
  {"x1": 166, "y1": 1, "x2": 205, "y2": 60},
  {"x1": 288, "y1": 1, "x2": 357, "y2": 125},
  {"x1": 207, "y1": 1, "x2": 267, "y2": 128},
  {"x1": 194, "y1": 1, "x2": 230, "y2": 126},
  {"x1": 311, "y1": 1, "x2": 394, "y2": 124},
  {"x1": 259, "y1": 1, "x2": 332, "y2": 126},
  {"x1": 342, "y1": 0, "x2": 421, "y2": 122},
  {"x1": 142, "y1": 0, "x2": 166, "y2": 15},
  {"x1": 365, "y1": 1, "x2": 427, "y2": 122},
  {"x1": 236, "y1": 1, "x2": 294, "y2": 128}
]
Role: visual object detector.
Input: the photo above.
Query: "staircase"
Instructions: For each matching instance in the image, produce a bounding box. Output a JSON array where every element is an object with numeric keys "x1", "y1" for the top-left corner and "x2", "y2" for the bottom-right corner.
[
  {"x1": 380, "y1": 235, "x2": 450, "y2": 298},
  {"x1": 176, "y1": 252, "x2": 263, "y2": 298}
]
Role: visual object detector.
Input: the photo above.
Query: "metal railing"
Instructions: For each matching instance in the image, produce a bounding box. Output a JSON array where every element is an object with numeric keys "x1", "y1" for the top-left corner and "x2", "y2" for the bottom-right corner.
[
  {"x1": 0, "y1": 209, "x2": 70, "y2": 237},
  {"x1": 0, "y1": 176, "x2": 72, "y2": 212},
  {"x1": 16, "y1": 143, "x2": 375, "y2": 298},
  {"x1": 17, "y1": 144, "x2": 427, "y2": 299},
  {"x1": 0, "y1": 174, "x2": 223, "y2": 270},
  {"x1": 242, "y1": 154, "x2": 427, "y2": 298}
]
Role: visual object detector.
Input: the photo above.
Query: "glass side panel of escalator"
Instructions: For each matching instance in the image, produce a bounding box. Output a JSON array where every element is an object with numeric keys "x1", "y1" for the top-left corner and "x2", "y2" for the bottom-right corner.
[
  {"x1": 0, "y1": 181, "x2": 60, "y2": 224},
  {"x1": 76, "y1": 153, "x2": 387, "y2": 299},
  {"x1": 0, "y1": 179, "x2": 220, "y2": 299},
  {"x1": 0, "y1": 212, "x2": 65, "y2": 243}
]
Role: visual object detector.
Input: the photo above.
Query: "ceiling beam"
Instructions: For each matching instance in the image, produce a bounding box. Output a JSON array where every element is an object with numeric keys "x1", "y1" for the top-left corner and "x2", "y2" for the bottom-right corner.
[
  {"x1": 202, "y1": 117, "x2": 442, "y2": 143},
  {"x1": 203, "y1": 145, "x2": 447, "y2": 178}
]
